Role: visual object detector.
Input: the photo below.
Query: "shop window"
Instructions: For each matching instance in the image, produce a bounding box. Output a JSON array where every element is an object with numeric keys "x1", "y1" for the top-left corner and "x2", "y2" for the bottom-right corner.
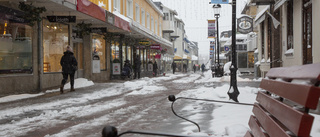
[
  {"x1": 122, "y1": 43, "x2": 126, "y2": 67},
  {"x1": 111, "y1": 41, "x2": 120, "y2": 60},
  {"x1": 43, "y1": 20, "x2": 68, "y2": 73},
  {"x1": 0, "y1": 20, "x2": 33, "y2": 74},
  {"x1": 92, "y1": 34, "x2": 106, "y2": 70},
  {"x1": 287, "y1": 0, "x2": 293, "y2": 50}
]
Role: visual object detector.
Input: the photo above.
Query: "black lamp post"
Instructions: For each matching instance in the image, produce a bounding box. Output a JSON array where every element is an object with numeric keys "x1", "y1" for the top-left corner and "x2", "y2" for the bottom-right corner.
[{"x1": 213, "y1": 4, "x2": 222, "y2": 77}]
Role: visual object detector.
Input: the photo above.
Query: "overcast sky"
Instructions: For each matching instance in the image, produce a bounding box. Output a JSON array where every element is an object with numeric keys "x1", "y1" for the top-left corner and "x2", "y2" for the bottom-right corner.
[{"x1": 155, "y1": 0, "x2": 248, "y2": 61}]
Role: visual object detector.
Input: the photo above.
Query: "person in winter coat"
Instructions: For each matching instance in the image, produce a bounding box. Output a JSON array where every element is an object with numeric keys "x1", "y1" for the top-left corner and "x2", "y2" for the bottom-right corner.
[
  {"x1": 60, "y1": 46, "x2": 78, "y2": 93},
  {"x1": 171, "y1": 62, "x2": 176, "y2": 74},
  {"x1": 153, "y1": 61, "x2": 158, "y2": 76},
  {"x1": 134, "y1": 55, "x2": 141, "y2": 79},
  {"x1": 193, "y1": 64, "x2": 196, "y2": 73},
  {"x1": 201, "y1": 63, "x2": 205, "y2": 73}
]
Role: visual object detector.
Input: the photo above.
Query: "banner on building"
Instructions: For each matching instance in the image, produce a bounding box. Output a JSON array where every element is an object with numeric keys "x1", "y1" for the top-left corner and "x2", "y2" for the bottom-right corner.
[
  {"x1": 208, "y1": 20, "x2": 216, "y2": 38},
  {"x1": 211, "y1": 0, "x2": 229, "y2": 4},
  {"x1": 210, "y1": 41, "x2": 215, "y2": 59}
]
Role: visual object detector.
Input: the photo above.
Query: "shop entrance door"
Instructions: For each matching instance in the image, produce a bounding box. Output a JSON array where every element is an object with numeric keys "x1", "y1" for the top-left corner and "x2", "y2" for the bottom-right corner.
[
  {"x1": 303, "y1": 1, "x2": 312, "y2": 64},
  {"x1": 73, "y1": 42, "x2": 84, "y2": 78}
]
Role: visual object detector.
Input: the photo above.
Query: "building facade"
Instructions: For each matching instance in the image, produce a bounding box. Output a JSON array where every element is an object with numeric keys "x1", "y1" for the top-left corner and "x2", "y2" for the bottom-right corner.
[{"x1": 0, "y1": 0, "x2": 173, "y2": 96}]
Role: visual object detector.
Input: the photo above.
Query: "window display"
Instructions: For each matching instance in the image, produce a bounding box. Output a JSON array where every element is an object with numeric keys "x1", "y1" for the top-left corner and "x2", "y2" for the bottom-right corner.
[
  {"x1": 42, "y1": 20, "x2": 69, "y2": 72},
  {"x1": 92, "y1": 34, "x2": 106, "y2": 70},
  {"x1": 111, "y1": 41, "x2": 119, "y2": 60},
  {"x1": 0, "y1": 19, "x2": 33, "y2": 74}
]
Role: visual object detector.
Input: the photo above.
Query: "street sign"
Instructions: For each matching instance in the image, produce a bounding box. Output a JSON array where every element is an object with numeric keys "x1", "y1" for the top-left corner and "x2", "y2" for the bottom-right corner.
[
  {"x1": 47, "y1": 16, "x2": 76, "y2": 23},
  {"x1": 211, "y1": 0, "x2": 229, "y2": 4}
]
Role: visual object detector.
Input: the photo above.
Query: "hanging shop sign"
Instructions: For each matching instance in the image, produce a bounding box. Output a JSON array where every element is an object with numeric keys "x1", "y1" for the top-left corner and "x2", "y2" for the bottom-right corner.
[
  {"x1": 106, "y1": 10, "x2": 114, "y2": 25},
  {"x1": 47, "y1": 16, "x2": 76, "y2": 23},
  {"x1": 208, "y1": 20, "x2": 216, "y2": 38},
  {"x1": 225, "y1": 46, "x2": 230, "y2": 51},
  {"x1": 139, "y1": 41, "x2": 150, "y2": 45},
  {"x1": 211, "y1": 0, "x2": 229, "y2": 4},
  {"x1": 91, "y1": 27, "x2": 107, "y2": 33},
  {"x1": 150, "y1": 44, "x2": 160, "y2": 50},
  {"x1": 237, "y1": 16, "x2": 253, "y2": 34}
]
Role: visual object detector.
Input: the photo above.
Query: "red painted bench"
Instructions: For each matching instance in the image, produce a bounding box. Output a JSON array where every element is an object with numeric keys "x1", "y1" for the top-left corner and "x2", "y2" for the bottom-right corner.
[{"x1": 245, "y1": 63, "x2": 320, "y2": 137}]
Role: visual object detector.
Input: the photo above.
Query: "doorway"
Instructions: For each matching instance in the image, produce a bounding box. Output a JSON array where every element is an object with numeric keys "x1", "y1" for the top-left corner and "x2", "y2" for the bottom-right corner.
[
  {"x1": 73, "y1": 42, "x2": 84, "y2": 78},
  {"x1": 303, "y1": 0, "x2": 312, "y2": 64}
]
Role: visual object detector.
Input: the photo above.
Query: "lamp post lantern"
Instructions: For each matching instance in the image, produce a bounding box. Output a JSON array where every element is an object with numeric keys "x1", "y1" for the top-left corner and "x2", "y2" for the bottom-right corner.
[{"x1": 213, "y1": 4, "x2": 222, "y2": 77}]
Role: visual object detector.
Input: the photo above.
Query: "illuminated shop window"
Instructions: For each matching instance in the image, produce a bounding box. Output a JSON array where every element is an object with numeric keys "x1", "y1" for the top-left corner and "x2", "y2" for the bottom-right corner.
[
  {"x1": 42, "y1": 20, "x2": 69, "y2": 73},
  {"x1": 92, "y1": 34, "x2": 106, "y2": 70}
]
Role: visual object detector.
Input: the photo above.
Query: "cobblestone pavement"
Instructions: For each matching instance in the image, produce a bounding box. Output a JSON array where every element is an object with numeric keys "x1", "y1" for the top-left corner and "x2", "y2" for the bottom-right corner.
[{"x1": 0, "y1": 73, "x2": 260, "y2": 137}]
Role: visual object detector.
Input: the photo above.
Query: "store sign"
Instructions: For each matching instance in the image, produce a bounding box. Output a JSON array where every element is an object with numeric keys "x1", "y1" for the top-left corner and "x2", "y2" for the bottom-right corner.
[
  {"x1": 47, "y1": 16, "x2": 76, "y2": 23},
  {"x1": 211, "y1": 0, "x2": 229, "y2": 4},
  {"x1": 237, "y1": 16, "x2": 253, "y2": 34},
  {"x1": 112, "y1": 63, "x2": 121, "y2": 75},
  {"x1": 225, "y1": 46, "x2": 230, "y2": 51},
  {"x1": 91, "y1": 28, "x2": 107, "y2": 33},
  {"x1": 150, "y1": 44, "x2": 160, "y2": 50},
  {"x1": 139, "y1": 41, "x2": 150, "y2": 45},
  {"x1": 106, "y1": 11, "x2": 114, "y2": 24}
]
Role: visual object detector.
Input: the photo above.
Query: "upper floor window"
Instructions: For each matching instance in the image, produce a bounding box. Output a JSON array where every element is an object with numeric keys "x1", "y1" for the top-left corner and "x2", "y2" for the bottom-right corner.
[
  {"x1": 126, "y1": 0, "x2": 133, "y2": 18},
  {"x1": 155, "y1": 20, "x2": 158, "y2": 35},
  {"x1": 141, "y1": 9, "x2": 145, "y2": 26},
  {"x1": 113, "y1": 0, "x2": 120, "y2": 12},
  {"x1": 163, "y1": 13, "x2": 169, "y2": 20},
  {"x1": 135, "y1": 3, "x2": 139, "y2": 22},
  {"x1": 147, "y1": 13, "x2": 150, "y2": 29},
  {"x1": 151, "y1": 16, "x2": 154, "y2": 32},
  {"x1": 159, "y1": 22, "x2": 162, "y2": 37}
]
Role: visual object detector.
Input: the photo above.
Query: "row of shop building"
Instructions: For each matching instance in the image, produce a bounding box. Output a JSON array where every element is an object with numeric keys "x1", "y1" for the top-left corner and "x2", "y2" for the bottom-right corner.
[
  {"x1": 0, "y1": 0, "x2": 199, "y2": 96},
  {"x1": 214, "y1": 0, "x2": 320, "y2": 78}
]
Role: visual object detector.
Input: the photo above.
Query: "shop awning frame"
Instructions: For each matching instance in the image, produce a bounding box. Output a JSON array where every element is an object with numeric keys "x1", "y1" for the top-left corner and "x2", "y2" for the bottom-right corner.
[
  {"x1": 274, "y1": 0, "x2": 288, "y2": 11},
  {"x1": 254, "y1": 6, "x2": 269, "y2": 27}
]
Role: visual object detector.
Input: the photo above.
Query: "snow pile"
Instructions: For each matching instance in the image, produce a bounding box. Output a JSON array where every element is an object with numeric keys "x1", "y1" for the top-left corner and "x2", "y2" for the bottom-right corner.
[{"x1": 45, "y1": 78, "x2": 94, "y2": 93}]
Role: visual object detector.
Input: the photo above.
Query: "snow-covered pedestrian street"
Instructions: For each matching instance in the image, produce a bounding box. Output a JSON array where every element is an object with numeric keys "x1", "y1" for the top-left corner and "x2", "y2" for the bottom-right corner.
[{"x1": 0, "y1": 71, "x2": 319, "y2": 137}]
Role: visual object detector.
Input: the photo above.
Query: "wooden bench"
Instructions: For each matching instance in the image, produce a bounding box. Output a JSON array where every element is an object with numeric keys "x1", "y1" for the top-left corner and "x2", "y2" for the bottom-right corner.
[{"x1": 245, "y1": 63, "x2": 320, "y2": 137}]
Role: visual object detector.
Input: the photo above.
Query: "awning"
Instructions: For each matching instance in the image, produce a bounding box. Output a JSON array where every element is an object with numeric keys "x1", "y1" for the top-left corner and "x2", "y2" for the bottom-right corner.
[
  {"x1": 192, "y1": 55, "x2": 198, "y2": 61},
  {"x1": 77, "y1": 0, "x2": 106, "y2": 22},
  {"x1": 183, "y1": 54, "x2": 191, "y2": 60},
  {"x1": 174, "y1": 55, "x2": 182, "y2": 60},
  {"x1": 274, "y1": 0, "x2": 288, "y2": 11},
  {"x1": 254, "y1": 6, "x2": 269, "y2": 27}
]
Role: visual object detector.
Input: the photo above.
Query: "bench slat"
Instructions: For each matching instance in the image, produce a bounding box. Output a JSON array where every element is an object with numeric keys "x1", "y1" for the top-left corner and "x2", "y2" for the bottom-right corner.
[
  {"x1": 260, "y1": 79, "x2": 320, "y2": 109},
  {"x1": 266, "y1": 63, "x2": 320, "y2": 80},
  {"x1": 244, "y1": 131, "x2": 254, "y2": 137},
  {"x1": 248, "y1": 115, "x2": 269, "y2": 137},
  {"x1": 256, "y1": 92, "x2": 314, "y2": 136},
  {"x1": 252, "y1": 103, "x2": 291, "y2": 137}
]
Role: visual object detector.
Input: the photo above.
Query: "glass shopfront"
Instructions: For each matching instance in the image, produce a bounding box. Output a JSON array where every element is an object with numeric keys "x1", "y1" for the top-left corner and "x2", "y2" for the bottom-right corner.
[
  {"x1": 111, "y1": 41, "x2": 120, "y2": 61},
  {"x1": 0, "y1": 19, "x2": 33, "y2": 74},
  {"x1": 43, "y1": 20, "x2": 69, "y2": 73},
  {"x1": 92, "y1": 34, "x2": 106, "y2": 70}
]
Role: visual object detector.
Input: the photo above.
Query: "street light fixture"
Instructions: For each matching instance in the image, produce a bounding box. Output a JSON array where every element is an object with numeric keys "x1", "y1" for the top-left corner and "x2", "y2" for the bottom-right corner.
[{"x1": 213, "y1": 4, "x2": 222, "y2": 77}]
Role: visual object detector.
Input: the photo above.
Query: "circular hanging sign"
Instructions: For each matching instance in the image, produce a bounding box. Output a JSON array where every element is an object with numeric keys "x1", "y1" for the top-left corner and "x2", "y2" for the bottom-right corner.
[{"x1": 237, "y1": 16, "x2": 253, "y2": 34}]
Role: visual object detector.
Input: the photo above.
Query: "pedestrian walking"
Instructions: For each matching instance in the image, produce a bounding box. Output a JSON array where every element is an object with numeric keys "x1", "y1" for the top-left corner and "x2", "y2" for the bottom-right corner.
[
  {"x1": 201, "y1": 63, "x2": 205, "y2": 73},
  {"x1": 193, "y1": 64, "x2": 196, "y2": 73},
  {"x1": 183, "y1": 64, "x2": 187, "y2": 73},
  {"x1": 153, "y1": 61, "x2": 158, "y2": 76},
  {"x1": 60, "y1": 46, "x2": 78, "y2": 94},
  {"x1": 134, "y1": 55, "x2": 141, "y2": 79},
  {"x1": 171, "y1": 62, "x2": 176, "y2": 74}
]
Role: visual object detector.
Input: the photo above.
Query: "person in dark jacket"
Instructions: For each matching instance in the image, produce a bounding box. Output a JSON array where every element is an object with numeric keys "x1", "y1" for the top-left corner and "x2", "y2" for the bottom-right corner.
[
  {"x1": 153, "y1": 61, "x2": 158, "y2": 76},
  {"x1": 201, "y1": 63, "x2": 205, "y2": 73},
  {"x1": 193, "y1": 64, "x2": 196, "y2": 73},
  {"x1": 60, "y1": 46, "x2": 78, "y2": 93},
  {"x1": 171, "y1": 62, "x2": 176, "y2": 74},
  {"x1": 134, "y1": 55, "x2": 141, "y2": 79}
]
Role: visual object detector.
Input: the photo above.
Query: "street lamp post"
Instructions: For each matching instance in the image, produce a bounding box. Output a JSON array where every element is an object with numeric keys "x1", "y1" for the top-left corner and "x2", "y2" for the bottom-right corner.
[
  {"x1": 213, "y1": 4, "x2": 222, "y2": 77},
  {"x1": 228, "y1": 0, "x2": 239, "y2": 102}
]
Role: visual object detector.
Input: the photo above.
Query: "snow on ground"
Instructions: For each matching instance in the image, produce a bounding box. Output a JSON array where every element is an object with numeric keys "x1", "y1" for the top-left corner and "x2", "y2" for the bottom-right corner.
[{"x1": 0, "y1": 72, "x2": 319, "y2": 137}]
